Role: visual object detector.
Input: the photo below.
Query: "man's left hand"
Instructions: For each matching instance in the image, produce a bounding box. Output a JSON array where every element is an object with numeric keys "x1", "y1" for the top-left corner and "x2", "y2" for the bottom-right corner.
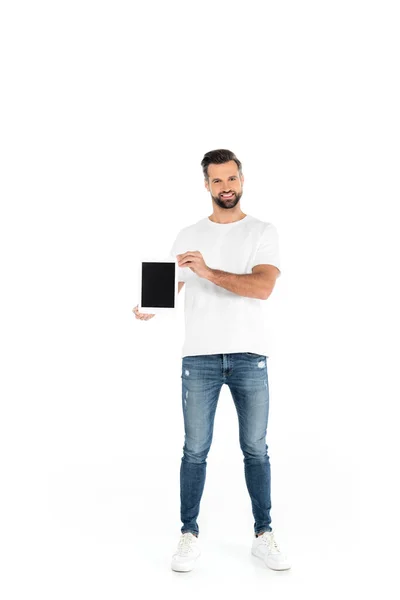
[{"x1": 177, "y1": 251, "x2": 211, "y2": 279}]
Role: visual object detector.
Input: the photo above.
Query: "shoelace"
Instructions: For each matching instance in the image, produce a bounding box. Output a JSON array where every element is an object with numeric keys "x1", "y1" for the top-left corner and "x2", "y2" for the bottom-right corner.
[
  {"x1": 258, "y1": 532, "x2": 281, "y2": 554},
  {"x1": 177, "y1": 533, "x2": 197, "y2": 556}
]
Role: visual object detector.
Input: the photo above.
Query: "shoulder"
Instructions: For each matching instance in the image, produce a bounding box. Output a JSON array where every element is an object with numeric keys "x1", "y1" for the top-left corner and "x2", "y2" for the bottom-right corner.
[
  {"x1": 246, "y1": 216, "x2": 278, "y2": 236},
  {"x1": 175, "y1": 218, "x2": 208, "y2": 239}
]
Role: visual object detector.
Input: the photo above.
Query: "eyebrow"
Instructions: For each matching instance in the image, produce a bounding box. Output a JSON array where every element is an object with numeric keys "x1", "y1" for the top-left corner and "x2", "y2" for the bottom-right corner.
[{"x1": 212, "y1": 175, "x2": 237, "y2": 182}]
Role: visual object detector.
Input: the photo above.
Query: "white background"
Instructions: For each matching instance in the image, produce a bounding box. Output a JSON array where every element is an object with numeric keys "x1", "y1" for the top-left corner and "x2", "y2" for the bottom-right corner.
[{"x1": 1, "y1": 1, "x2": 399, "y2": 597}]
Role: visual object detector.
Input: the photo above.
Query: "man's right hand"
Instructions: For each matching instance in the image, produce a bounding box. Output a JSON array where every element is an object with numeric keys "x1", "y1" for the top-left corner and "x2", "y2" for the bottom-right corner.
[{"x1": 132, "y1": 304, "x2": 156, "y2": 320}]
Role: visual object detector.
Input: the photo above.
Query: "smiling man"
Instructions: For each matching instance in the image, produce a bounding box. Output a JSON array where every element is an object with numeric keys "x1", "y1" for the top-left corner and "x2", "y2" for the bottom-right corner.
[{"x1": 134, "y1": 148, "x2": 291, "y2": 573}]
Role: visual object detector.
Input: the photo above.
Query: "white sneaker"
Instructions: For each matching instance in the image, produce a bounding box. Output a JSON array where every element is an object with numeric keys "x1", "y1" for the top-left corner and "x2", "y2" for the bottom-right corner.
[
  {"x1": 251, "y1": 531, "x2": 291, "y2": 570},
  {"x1": 171, "y1": 532, "x2": 201, "y2": 572}
]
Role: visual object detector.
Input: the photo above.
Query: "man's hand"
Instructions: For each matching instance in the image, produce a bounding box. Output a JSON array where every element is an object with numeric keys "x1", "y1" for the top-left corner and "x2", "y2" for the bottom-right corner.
[
  {"x1": 132, "y1": 304, "x2": 155, "y2": 320},
  {"x1": 177, "y1": 251, "x2": 211, "y2": 279}
]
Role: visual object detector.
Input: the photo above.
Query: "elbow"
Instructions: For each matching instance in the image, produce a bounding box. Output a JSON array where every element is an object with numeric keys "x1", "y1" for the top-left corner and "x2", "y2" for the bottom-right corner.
[{"x1": 261, "y1": 286, "x2": 274, "y2": 301}]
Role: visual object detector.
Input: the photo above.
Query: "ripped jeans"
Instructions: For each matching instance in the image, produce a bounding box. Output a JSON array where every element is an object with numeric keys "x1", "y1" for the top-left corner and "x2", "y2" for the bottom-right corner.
[{"x1": 180, "y1": 352, "x2": 272, "y2": 537}]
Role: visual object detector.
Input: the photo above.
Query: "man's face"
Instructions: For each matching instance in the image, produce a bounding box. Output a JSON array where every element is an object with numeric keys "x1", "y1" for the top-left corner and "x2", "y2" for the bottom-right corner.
[{"x1": 205, "y1": 160, "x2": 244, "y2": 210}]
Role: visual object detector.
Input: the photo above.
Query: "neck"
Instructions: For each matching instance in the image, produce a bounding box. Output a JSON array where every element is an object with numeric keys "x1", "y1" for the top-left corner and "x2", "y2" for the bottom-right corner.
[{"x1": 208, "y1": 212, "x2": 247, "y2": 224}]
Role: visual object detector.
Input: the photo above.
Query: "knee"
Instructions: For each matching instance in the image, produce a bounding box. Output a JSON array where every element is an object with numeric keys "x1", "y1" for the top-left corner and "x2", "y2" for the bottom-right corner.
[
  {"x1": 182, "y1": 442, "x2": 210, "y2": 464},
  {"x1": 241, "y1": 440, "x2": 269, "y2": 460}
]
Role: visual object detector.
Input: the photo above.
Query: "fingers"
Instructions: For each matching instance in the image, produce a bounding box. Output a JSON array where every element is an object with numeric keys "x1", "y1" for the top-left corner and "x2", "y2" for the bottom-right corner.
[{"x1": 132, "y1": 304, "x2": 155, "y2": 320}]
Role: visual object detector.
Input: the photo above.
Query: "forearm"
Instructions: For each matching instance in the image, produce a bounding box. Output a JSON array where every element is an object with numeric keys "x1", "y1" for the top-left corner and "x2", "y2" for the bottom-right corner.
[{"x1": 205, "y1": 268, "x2": 265, "y2": 300}]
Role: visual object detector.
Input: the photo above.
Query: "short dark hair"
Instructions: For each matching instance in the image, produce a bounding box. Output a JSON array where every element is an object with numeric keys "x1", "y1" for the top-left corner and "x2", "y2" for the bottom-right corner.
[{"x1": 201, "y1": 149, "x2": 242, "y2": 181}]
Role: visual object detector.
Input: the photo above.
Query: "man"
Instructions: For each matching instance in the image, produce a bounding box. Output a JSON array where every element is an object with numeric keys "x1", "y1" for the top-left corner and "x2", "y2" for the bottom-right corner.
[{"x1": 133, "y1": 149, "x2": 291, "y2": 573}]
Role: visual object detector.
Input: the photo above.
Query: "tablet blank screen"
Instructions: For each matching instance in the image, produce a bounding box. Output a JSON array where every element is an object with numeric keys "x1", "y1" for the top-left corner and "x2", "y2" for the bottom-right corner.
[{"x1": 141, "y1": 261, "x2": 176, "y2": 309}]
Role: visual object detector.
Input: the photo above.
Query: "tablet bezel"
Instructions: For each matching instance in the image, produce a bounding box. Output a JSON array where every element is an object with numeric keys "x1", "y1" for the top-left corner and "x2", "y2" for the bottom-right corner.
[{"x1": 137, "y1": 257, "x2": 178, "y2": 313}]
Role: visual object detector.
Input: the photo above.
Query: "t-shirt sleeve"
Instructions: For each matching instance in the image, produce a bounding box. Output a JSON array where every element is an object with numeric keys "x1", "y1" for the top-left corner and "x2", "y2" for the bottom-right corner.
[
  {"x1": 251, "y1": 223, "x2": 281, "y2": 276},
  {"x1": 168, "y1": 235, "x2": 188, "y2": 283}
]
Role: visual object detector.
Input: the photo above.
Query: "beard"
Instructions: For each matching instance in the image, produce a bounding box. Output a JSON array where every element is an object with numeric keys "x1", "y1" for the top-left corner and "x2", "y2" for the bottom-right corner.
[{"x1": 211, "y1": 189, "x2": 243, "y2": 210}]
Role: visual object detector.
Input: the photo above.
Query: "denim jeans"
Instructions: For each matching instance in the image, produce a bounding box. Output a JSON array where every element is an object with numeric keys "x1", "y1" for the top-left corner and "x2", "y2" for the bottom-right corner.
[{"x1": 180, "y1": 352, "x2": 272, "y2": 537}]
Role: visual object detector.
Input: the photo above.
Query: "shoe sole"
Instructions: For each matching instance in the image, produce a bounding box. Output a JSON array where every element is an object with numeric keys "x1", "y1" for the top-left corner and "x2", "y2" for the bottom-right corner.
[
  {"x1": 171, "y1": 551, "x2": 201, "y2": 572},
  {"x1": 251, "y1": 548, "x2": 291, "y2": 570}
]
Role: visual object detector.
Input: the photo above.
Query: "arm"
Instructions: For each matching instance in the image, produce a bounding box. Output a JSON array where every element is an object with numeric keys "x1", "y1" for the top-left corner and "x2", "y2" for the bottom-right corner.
[
  {"x1": 204, "y1": 264, "x2": 279, "y2": 300},
  {"x1": 178, "y1": 281, "x2": 185, "y2": 294}
]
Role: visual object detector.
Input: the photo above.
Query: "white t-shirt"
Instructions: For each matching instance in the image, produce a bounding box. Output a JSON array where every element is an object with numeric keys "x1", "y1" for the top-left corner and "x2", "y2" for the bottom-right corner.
[{"x1": 168, "y1": 214, "x2": 281, "y2": 358}]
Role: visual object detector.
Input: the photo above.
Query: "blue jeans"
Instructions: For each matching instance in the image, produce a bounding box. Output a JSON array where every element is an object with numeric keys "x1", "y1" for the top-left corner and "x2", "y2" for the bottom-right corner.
[{"x1": 180, "y1": 353, "x2": 272, "y2": 537}]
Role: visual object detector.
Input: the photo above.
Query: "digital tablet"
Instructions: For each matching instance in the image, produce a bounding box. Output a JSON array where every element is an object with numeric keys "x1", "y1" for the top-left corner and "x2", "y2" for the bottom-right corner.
[{"x1": 137, "y1": 257, "x2": 178, "y2": 313}]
